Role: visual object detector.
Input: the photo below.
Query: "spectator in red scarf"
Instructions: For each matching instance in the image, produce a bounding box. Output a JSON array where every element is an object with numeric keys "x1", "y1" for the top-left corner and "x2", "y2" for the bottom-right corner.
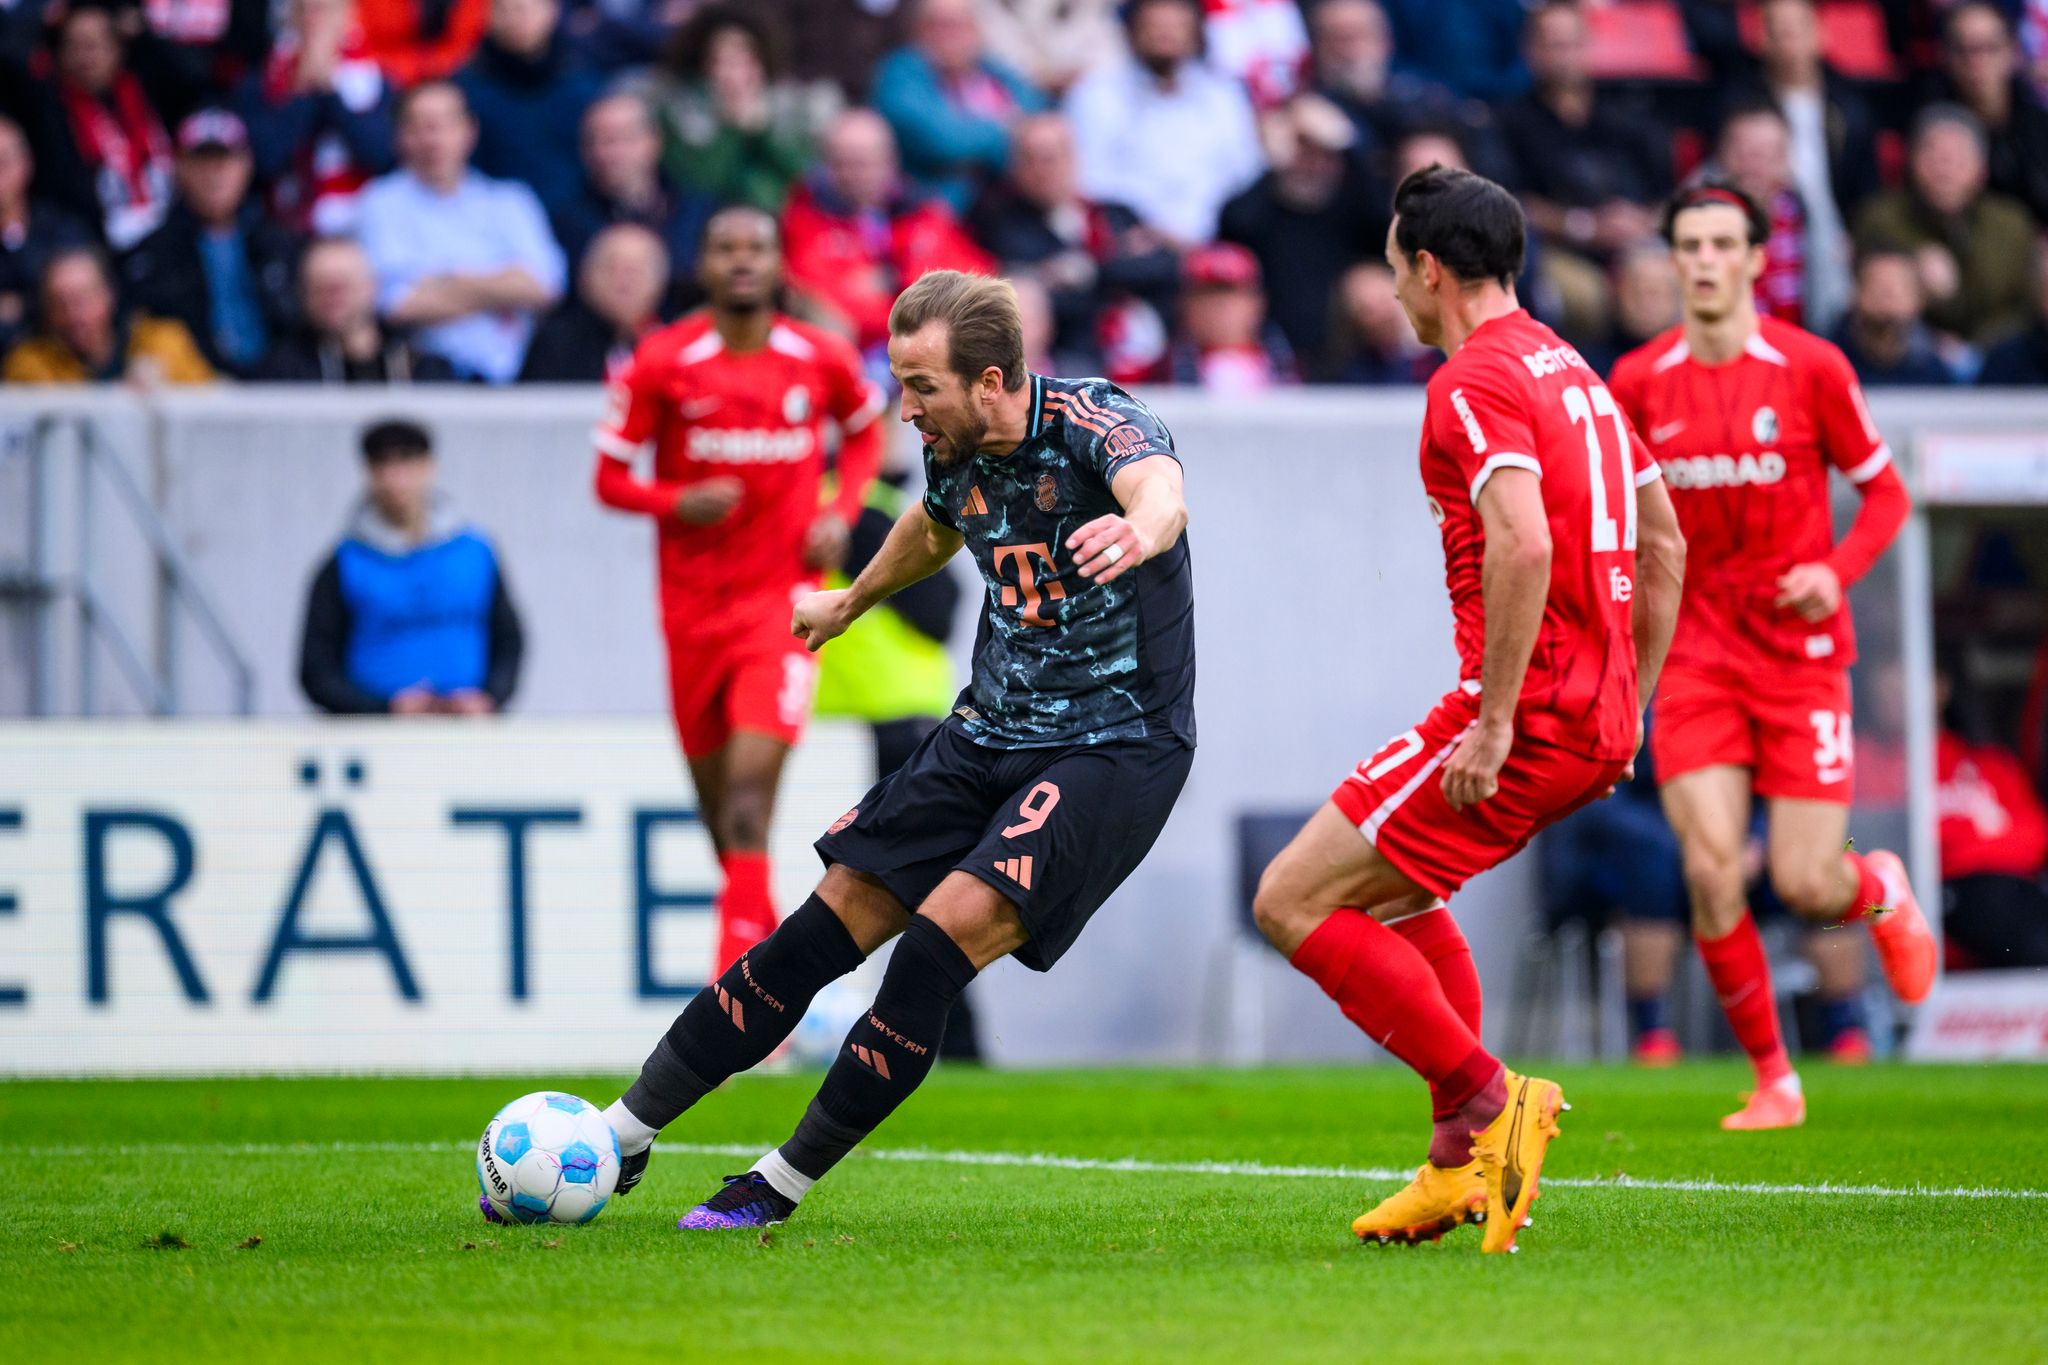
[
  {"x1": 24, "y1": 0, "x2": 176, "y2": 250},
  {"x1": 234, "y1": 0, "x2": 395, "y2": 236},
  {"x1": 1715, "y1": 98, "x2": 1852, "y2": 336},
  {"x1": 781, "y1": 107, "x2": 991, "y2": 354},
  {"x1": 356, "y1": 0, "x2": 489, "y2": 85}
]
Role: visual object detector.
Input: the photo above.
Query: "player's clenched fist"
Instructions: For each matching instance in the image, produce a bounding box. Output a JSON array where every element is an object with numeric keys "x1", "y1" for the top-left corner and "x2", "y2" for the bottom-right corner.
[
  {"x1": 673, "y1": 477, "x2": 745, "y2": 525},
  {"x1": 1440, "y1": 719, "x2": 1514, "y2": 811},
  {"x1": 791, "y1": 588, "x2": 859, "y2": 652},
  {"x1": 1774, "y1": 561, "x2": 1842, "y2": 622},
  {"x1": 1066, "y1": 514, "x2": 1150, "y2": 584}
]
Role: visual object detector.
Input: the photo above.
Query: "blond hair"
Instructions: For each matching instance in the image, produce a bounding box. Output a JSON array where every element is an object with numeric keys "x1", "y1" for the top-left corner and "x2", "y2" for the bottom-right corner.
[{"x1": 887, "y1": 270, "x2": 1026, "y2": 391}]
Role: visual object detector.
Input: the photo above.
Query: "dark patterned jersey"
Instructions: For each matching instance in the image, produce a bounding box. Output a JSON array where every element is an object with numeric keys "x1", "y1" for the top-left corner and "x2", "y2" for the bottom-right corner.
[{"x1": 921, "y1": 375, "x2": 1196, "y2": 749}]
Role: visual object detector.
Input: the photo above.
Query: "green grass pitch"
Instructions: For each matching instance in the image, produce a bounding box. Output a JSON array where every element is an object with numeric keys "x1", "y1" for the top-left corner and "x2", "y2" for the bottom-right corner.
[{"x1": 4, "y1": 1063, "x2": 2045, "y2": 1362}]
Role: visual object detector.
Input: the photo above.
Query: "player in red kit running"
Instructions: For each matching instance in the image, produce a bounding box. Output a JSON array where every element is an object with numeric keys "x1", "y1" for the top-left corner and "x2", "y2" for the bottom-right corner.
[
  {"x1": 1255, "y1": 167, "x2": 1687, "y2": 1253},
  {"x1": 593, "y1": 206, "x2": 884, "y2": 975},
  {"x1": 1608, "y1": 181, "x2": 1935, "y2": 1132}
]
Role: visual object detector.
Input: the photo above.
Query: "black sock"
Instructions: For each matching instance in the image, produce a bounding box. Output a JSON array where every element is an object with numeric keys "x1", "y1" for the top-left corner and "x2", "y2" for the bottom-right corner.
[
  {"x1": 778, "y1": 915, "x2": 979, "y2": 1182},
  {"x1": 622, "y1": 894, "x2": 865, "y2": 1129}
]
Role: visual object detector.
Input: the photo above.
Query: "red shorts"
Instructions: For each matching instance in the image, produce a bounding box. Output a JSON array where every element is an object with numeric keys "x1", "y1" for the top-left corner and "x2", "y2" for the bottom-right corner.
[
  {"x1": 1649, "y1": 661, "x2": 1853, "y2": 803},
  {"x1": 1330, "y1": 686, "x2": 1630, "y2": 898},
  {"x1": 664, "y1": 615, "x2": 818, "y2": 758}
]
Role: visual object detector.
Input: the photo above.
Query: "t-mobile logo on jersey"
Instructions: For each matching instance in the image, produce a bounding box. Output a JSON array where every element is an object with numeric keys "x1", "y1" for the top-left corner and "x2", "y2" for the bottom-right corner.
[{"x1": 1607, "y1": 566, "x2": 1633, "y2": 603}]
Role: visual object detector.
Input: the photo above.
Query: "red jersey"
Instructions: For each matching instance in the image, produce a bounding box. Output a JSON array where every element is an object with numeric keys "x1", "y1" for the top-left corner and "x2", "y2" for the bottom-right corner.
[
  {"x1": 1421, "y1": 309, "x2": 1658, "y2": 762},
  {"x1": 1609, "y1": 316, "x2": 1889, "y2": 672},
  {"x1": 592, "y1": 312, "x2": 883, "y2": 634},
  {"x1": 1938, "y1": 731, "x2": 2048, "y2": 880}
]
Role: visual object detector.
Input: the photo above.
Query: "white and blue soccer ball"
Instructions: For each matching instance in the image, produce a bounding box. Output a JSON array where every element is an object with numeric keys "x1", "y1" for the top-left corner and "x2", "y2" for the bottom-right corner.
[
  {"x1": 790, "y1": 978, "x2": 873, "y2": 1067},
  {"x1": 476, "y1": 1091, "x2": 621, "y2": 1225}
]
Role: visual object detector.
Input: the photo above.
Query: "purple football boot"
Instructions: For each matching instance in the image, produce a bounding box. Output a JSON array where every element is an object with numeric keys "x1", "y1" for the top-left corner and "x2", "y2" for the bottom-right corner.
[{"x1": 678, "y1": 1172, "x2": 797, "y2": 1230}]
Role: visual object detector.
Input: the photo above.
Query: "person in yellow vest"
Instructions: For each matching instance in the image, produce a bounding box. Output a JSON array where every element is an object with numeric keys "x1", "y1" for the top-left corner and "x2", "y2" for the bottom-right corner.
[
  {"x1": 813, "y1": 471, "x2": 984, "y2": 1061},
  {"x1": 3, "y1": 246, "x2": 215, "y2": 384},
  {"x1": 814, "y1": 473, "x2": 963, "y2": 777}
]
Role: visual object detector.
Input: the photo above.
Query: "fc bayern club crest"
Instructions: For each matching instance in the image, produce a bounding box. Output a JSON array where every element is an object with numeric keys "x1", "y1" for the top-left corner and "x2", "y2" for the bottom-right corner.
[
  {"x1": 1752, "y1": 405, "x2": 1780, "y2": 444},
  {"x1": 1035, "y1": 472, "x2": 1059, "y2": 512},
  {"x1": 783, "y1": 385, "x2": 811, "y2": 423}
]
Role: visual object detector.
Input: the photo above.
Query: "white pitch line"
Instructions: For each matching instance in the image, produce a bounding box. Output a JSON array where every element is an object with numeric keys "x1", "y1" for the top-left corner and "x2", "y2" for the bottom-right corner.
[{"x1": 14, "y1": 1138, "x2": 2046, "y2": 1203}]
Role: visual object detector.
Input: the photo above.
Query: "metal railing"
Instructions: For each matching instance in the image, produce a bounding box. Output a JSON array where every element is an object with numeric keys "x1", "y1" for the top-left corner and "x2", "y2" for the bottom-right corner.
[{"x1": 19, "y1": 414, "x2": 255, "y2": 716}]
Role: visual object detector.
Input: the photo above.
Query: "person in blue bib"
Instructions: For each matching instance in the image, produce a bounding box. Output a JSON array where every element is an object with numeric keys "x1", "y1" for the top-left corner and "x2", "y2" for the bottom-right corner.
[{"x1": 298, "y1": 418, "x2": 525, "y2": 716}]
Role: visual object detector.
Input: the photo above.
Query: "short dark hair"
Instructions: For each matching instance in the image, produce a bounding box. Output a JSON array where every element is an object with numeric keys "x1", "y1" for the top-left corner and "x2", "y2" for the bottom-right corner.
[
  {"x1": 701, "y1": 203, "x2": 780, "y2": 248},
  {"x1": 1719, "y1": 94, "x2": 1789, "y2": 139},
  {"x1": 1853, "y1": 238, "x2": 1916, "y2": 277},
  {"x1": 41, "y1": 242, "x2": 112, "y2": 296},
  {"x1": 888, "y1": 270, "x2": 1026, "y2": 391},
  {"x1": 360, "y1": 418, "x2": 433, "y2": 463},
  {"x1": 395, "y1": 78, "x2": 468, "y2": 127},
  {"x1": 1123, "y1": 0, "x2": 1204, "y2": 33},
  {"x1": 1391, "y1": 165, "x2": 1523, "y2": 287},
  {"x1": 1659, "y1": 177, "x2": 1771, "y2": 249},
  {"x1": 666, "y1": 2, "x2": 789, "y2": 81}
]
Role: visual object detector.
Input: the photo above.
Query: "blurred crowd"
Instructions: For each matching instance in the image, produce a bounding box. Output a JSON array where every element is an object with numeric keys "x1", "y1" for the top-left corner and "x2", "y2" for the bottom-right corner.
[{"x1": 2, "y1": 0, "x2": 2046, "y2": 390}]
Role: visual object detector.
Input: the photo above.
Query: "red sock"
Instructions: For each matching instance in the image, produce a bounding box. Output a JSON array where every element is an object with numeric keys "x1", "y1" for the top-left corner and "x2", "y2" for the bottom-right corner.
[
  {"x1": 1836, "y1": 852, "x2": 1890, "y2": 926},
  {"x1": 1696, "y1": 912, "x2": 1793, "y2": 1088},
  {"x1": 714, "y1": 850, "x2": 778, "y2": 975},
  {"x1": 1291, "y1": 909, "x2": 1500, "y2": 1115},
  {"x1": 1389, "y1": 907, "x2": 1483, "y2": 1126}
]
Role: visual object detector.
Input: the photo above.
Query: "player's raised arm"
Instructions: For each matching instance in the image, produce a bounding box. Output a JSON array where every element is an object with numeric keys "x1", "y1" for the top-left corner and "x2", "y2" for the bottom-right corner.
[
  {"x1": 1442, "y1": 466, "x2": 1552, "y2": 810},
  {"x1": 1071, "y1": 456, "x2": 1186, "y2": 585},
  {"x1": 791, "y1": 500, "x2": 964, "y2": 652}
]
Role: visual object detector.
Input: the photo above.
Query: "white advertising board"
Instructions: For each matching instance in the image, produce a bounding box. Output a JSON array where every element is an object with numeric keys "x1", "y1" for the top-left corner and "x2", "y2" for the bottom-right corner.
[
  {"x1": 1905, "y1": 970, "x2": 2048, "y2": 1061},
  {"x1": 0, "y1": 720, "x2": 871, "y2": 1074}
]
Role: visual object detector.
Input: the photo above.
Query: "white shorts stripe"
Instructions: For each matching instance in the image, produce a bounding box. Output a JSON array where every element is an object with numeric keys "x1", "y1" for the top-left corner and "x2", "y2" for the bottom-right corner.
[{"x1": 1357, "y1": 726, "x2": 1471, "y2": 845}]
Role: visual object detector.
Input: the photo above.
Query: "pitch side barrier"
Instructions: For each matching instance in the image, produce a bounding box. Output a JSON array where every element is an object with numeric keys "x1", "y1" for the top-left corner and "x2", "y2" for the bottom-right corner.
[{"x1": 0, "y1": 386, "x2": 2041, "y2": 1069}]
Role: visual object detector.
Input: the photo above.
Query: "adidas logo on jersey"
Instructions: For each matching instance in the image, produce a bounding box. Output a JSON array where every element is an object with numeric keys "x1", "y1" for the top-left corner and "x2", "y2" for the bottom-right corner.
[
  {"x1": 1659, "y1": 451, "x2": 1788, "y2": 489},
  {"x1": 685, "y1": 427, "x2": 815, "y2": 463}
]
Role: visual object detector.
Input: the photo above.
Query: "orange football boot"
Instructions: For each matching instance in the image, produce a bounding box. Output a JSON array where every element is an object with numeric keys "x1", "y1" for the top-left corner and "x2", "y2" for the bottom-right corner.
[
  {"x1": 1863, "y1": 851, "x2": 1936, "y2": 1005},
  {"x1": 1470, "y1": 1070, "x2": 1567, "y2": 1254},
  {"x1": 1352, "y1": 1161, "x2": 1488, "y2": 1245},
  {"x1": 1721, "y1": 1079, "x2": 1806, "y2": 1131}
]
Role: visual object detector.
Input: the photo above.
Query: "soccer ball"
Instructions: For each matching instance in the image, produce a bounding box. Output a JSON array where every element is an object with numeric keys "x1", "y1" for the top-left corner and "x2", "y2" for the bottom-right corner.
[
  {"x1": 790, "y1": 978, "x2": 872, "y2": 1066},
  {"x1": 476, "y1": 1091, "x2": 621, "y2": 1225}
]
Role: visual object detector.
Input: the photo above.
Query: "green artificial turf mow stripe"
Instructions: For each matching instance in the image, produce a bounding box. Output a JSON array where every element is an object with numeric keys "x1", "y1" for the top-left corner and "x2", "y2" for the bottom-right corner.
[{"x1": 2, "y1": 1064, "x2": 2044, "y2": 1363}]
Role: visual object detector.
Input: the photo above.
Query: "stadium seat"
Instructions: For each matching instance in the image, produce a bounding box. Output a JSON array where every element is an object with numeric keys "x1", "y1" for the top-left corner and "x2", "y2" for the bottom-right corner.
[
  {"x1": 1585, "y1": 0, "x2": 1708, "y2": 82},
  {"x1": 1735, "y1": 0, "x2": 1902, "y2": 81}
]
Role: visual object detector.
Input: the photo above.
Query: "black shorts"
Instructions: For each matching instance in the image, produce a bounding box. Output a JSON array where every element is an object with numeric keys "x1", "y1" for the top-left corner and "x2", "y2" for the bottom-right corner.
[{"x1": 814, "y1": 720, "x2": 1194, "y2": 971}]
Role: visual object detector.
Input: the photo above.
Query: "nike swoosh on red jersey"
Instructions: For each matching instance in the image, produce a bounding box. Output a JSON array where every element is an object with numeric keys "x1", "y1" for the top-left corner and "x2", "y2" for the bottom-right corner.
[{"x1": 1649, "y1": 421, "x2": 1687, "y2": 443}]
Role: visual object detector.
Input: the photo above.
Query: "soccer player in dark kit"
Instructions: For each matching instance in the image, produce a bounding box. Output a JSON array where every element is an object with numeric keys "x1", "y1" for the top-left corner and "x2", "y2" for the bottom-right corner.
[{"x1": 595, "y1": 269, "x2": 1197, "y2": 1230}]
